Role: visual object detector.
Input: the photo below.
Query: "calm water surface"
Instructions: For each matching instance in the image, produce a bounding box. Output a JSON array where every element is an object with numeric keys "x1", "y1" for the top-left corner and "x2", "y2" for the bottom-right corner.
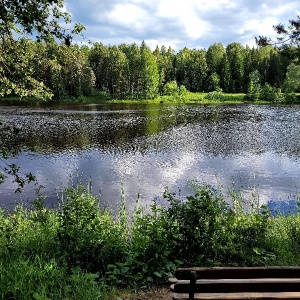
[{"x1": 1, "y1": 103, "x2": 300, "y2": 211}]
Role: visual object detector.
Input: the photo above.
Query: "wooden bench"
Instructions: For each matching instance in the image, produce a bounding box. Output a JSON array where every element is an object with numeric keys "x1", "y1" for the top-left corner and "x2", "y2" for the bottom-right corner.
[{"x1": 170, "y1": 267, "x2": 300, "y2": 300}]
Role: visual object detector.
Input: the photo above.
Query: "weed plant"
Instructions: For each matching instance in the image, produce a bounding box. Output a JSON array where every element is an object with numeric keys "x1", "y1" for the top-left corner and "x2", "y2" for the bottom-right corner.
[{"x1": 0, "y1": 183, "x2": 300, "y2": 298}]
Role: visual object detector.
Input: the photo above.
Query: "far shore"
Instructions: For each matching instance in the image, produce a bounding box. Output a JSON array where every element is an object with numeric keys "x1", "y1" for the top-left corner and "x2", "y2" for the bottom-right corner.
[{"x1": 2, "y1": 92, "x2": 300, "y2": 106}]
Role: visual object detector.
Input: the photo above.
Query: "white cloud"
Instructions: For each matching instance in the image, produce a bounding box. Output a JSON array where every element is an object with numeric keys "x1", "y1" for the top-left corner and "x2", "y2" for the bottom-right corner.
[
  {"x1": 66, "y1": 0, "x2": 299, "y2": 50},
  {"x1": 107, "y1": 3, "x2": 148, "y2": 30},
  {"x1": 181, "y1": 13, "x2": 209, "y2": 39},
  {"x1": 241, "y1": 17, "x2": 278, "y2": 36},
  {"x1": 156, "y1": 0, "x2": 210, "y2": 39},
  {"x1": 271, "y1": 3, "x2": 299, "y2": 16},
  {"x1": 194, "y1": 0, "x2": 236, "y2": 10}
]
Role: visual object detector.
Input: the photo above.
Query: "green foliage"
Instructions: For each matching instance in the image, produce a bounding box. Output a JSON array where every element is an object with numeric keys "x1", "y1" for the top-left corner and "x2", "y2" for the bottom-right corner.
[
  {"x1": 0, "y1": 202, "x2": 104, "y2": 299},
  {"x1": 285, "y1": 92, "x2": 299, "y2": 103},
  {"x1": 153, "y1": 45, "x2": 176, "y2": 94},
  {"x1": 226, "y1": 206, "x2": 272, "y2": 266},
  {"x1": 204, "y1": 90, "x2": 225, "y2": 101},
  {"x1": 162, "y1": 185, "x2": 230, "y2": 265},
  {"x1": 206, "y1": 43, "x2": 225, "y2": 75},
  {"x1": 106, "y1": 46, "x2": 129, "y2": 99},
  {"x1": 244, "y1": 70, "x2": 261, "y2": 101},
  {"x1": 244, "y1": 93, "x2": 257, "y2": 101},
  {"x1": 245, "y1": 78, "x2": 285, "y2": 102},
  {"x1": 176, "y1": 48, "x2": 208, "y2": 92},
  {"x1": 0, "y1": 28, "x2": 297, "y2": 102},
  {"x1": 285, "y1": 215, "x2": 300, "y2": 251},
  {"x1": 220, "y1": 53, "x2": 231, "y2": 92},
  {"x1": 0, "y1": 38, "x2": 54, "y2": 100},
  {"x1": 283, "y1": 63, "x2": 300, "y2": 93},
  {"x1": 260, "y1": 84, "x2": 285, "y2": 102},
  {"x1": 88, "y1": 42, "x2": 160, "y2": 100},
  {"x1": 244, "y1": 69, "x2": 286, "y2": 102},
  {"x1": 0, "y1": 0, "x2": 84, "y2": 41},
  {"x1": 88, "y1": 42, "x2": 110, "y2": 91},
  {"x1": 260, "y1": 83, "x2": 275, "y2": 101},
  {"x1": 266, "y1": 215, "x2": 300, "y2": 266},
  {"x1": 161, "y1": 184, "x2": 272, "y2": 266},
  {"x1": 249, "y1": 70, "x2": 261, "y2": 92},
  {"x1": 2, "y1": 184, "x2": 300, "y2": 297},
  {"x1": 0, "y1": 5, "x2": 297, "y2": 103},
  {"x1": 0, "y1": 0, "x2": 85, "y2": 100},
  {"x1": 162, "y1": 81, "x2": 179, "y2": 96},
  {"x1": 207, "y1": 72, "x2": 221, "y2": 92},
  {"x1": 57, "y1": 187, "x2": 127, "y2": 274},
  {"x1": 140, "y1": 42, "x2": 160, "y2": 99},
  {"x1": 0, "y1": 256, "x2": 103, "y2": 300},
  {"x1": 128, "y1": 202, "x2": 179, "y2": 286},
  {"x1": 226, "y1": 43, "x2": 245, "y2": 93},
  {"x1": 162, "y1": 81, "x2": 187, "y2": 102},
  {"x1": 51, "y1": 44, "x2": 95, "y2": 100}
]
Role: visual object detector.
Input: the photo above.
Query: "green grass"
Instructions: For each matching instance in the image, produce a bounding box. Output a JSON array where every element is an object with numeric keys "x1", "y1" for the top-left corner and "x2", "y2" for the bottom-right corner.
[
  {"x1": 2, "y1": 92, "x2": 300, "y2": 105},
  {"x1": 0, "y1": 92, "x2": 254, "y2": 105},
  {"x1": 1, "y1": 184, "x2": 300, "y2": 299},
  {"x1": 56, "y1": 92, "x2": 248, "y2": 104},
  {"x1": 266, "y1": 215, "x2": 300, "y2": 266}
]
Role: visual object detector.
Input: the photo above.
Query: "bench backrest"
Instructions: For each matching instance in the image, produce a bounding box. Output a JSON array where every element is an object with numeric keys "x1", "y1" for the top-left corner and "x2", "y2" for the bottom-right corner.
[
  {"x1": 171, "y1": 267, "x2": 300, "y2": 300},
  {"x1": 175, "y1": 267, "x2": 300, "y2": 280}
]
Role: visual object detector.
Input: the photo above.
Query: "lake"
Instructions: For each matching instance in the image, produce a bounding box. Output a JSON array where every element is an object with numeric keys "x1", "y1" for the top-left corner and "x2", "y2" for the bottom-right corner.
[{"x1": 1, "y1": 103, "x2": 300, "y2": 212}]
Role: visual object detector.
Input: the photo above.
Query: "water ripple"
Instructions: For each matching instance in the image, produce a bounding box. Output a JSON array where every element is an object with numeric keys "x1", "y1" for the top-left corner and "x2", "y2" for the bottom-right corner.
[{"x1": 1, "y1": 104, "x2": 300, "y2": 209}]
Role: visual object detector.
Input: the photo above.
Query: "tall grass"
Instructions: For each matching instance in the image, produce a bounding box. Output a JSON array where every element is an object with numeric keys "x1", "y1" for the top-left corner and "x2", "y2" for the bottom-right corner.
[{"x1": 1, "y1": 183, "x2": 300, "y2": 298}]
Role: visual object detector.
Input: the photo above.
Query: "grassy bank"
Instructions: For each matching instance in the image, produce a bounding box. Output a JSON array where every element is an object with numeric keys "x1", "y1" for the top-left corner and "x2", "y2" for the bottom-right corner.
[
  {"x1": 1, "y1": 184, "x2": 300, "y2": 299},
  {"x1": 53, "y1": 92, "x2": 263, "y2": 105},
  {"x1": 0, "y1": 92, "x2": 268, "y2": 105},
  {"x1": 3, "y1": 91, "x2": 300, "y2": 106},
  {"x1": 2, "y1": 91, "x2": 300, "y2": 106}
]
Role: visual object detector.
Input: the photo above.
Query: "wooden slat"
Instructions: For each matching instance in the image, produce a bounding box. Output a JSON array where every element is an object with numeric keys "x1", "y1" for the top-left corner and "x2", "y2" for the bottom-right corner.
[
  {"x1": 172, "y1": 292, "x2": 300, "y2": 300},
  {"x1": 173, "y1": 278, "x2": 300, "y2": 293},
  {"x1": 169, "y1": 277, "x2": 178, "y2": 284},
  {"x1": 175, "y1": 267, "x2": 300, "y2": 280}
]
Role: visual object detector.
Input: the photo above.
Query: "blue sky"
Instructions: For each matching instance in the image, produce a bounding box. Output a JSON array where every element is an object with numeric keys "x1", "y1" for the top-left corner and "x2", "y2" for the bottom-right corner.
[{"x1": 65, "y1": 0, "x2": 299, "y2": 50}]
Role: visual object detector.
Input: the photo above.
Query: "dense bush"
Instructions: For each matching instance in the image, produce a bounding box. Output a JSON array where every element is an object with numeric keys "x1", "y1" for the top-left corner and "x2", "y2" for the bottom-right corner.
[
  {"x1": 57, "y1": 188, "x2": 128, "y2": 274},
  {"x1": 162, "y1": 185, "x2": 230, "y2": 264},
  {"x1": 244, "y1": 93, "x2": 258, "y2": 101},
  {"x1": 204, "y1": 90, "x2": 225, "y2": 101},
  {"x1": 260, "y1": 84, "x2": 285, "y2": 102},
  {"x1": 1, "y1": 184, "x2": 300, "y2": 297},
  {"x1": 160, "y1": 185, "x2": 272, "y2": 266},
  {"x1": 162, "y1": 81, "x2": 187, "y2": 102}
]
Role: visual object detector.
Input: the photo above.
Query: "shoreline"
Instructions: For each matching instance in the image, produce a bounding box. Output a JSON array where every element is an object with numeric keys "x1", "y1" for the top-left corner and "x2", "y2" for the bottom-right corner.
[{"x1": 1, "y1": 92, "x2": 298, "y2": 106}]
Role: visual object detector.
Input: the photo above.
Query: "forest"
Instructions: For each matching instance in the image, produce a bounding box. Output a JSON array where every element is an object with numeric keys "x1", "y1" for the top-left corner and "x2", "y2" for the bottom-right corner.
[
  {"x1": 0, "y1": 1, "x2": 300, "y2": 103},
  {"x1": 1, "y1": 38, "x2": 300, "y2": 102},
  {"x1": 0, "y1": 0, "x2": 299, "y2": 103}
]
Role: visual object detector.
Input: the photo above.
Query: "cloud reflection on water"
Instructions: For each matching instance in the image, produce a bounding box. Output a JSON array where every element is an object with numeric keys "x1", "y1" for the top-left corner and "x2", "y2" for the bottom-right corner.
[{"x1": 0, "y1": 104, "x2": 300, "y2": 211}]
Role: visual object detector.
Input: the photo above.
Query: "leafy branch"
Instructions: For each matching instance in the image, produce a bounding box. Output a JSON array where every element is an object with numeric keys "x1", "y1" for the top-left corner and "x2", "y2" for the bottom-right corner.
[
  {"x1": 256, "y1": 15, "x2": 300, "y2": 46},
  {"x1": 0, "y1": 0, "x2": 86, "y2": 100}
]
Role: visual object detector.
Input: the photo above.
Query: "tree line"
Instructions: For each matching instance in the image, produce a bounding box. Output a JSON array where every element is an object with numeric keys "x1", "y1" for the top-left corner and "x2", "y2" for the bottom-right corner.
[{"x1": 3, "y1": 38, "x2": 299, "y2": 101}]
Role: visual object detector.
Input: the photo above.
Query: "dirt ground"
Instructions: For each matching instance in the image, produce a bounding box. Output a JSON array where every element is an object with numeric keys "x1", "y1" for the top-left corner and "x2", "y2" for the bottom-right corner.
[{"x1": 111, "y1": 286, "x2": 172, "y2": 299}]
